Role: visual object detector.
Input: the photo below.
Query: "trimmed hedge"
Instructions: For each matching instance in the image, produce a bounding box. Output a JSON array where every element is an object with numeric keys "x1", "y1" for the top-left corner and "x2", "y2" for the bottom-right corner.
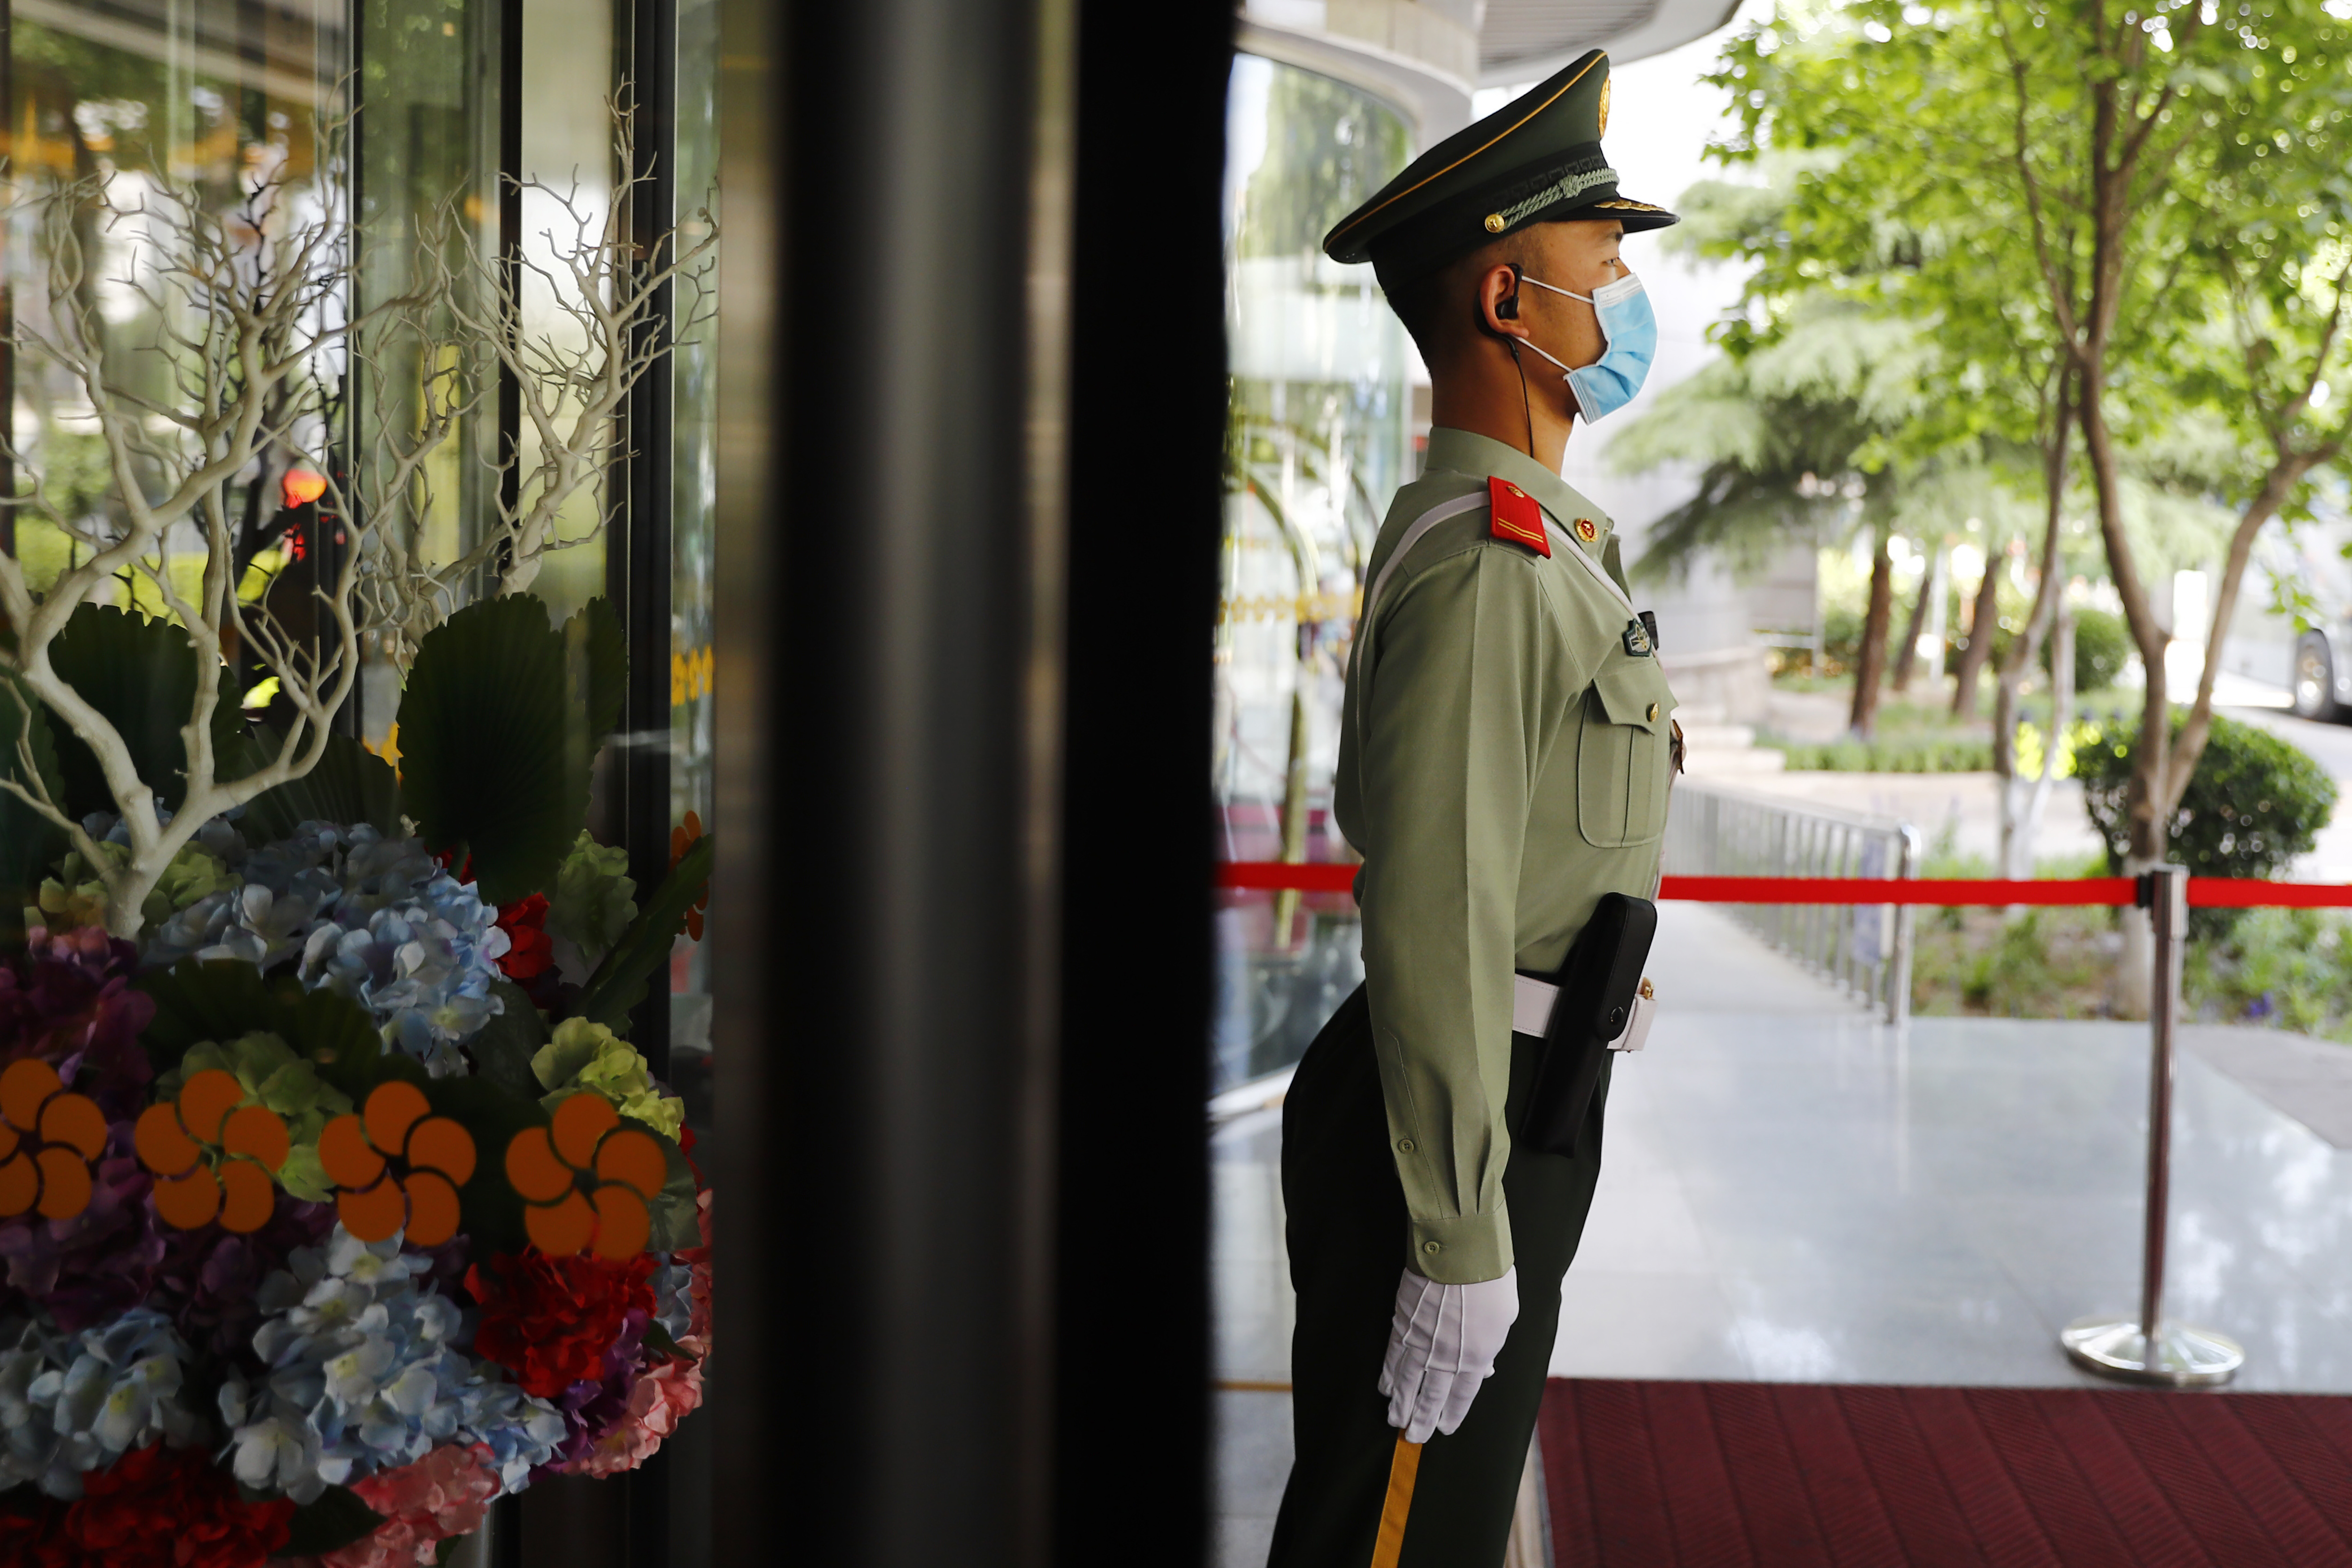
[
  {"x1": 1770, "y1": 734, "x2": 1994, "y2": 772},
  {"x1": 2076, "y1": 710, "x2": 2335, "y2": 931}
]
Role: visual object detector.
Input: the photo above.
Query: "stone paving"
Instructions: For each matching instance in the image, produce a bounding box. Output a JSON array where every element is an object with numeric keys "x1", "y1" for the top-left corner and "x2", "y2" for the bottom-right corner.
[{"x1": 1209, "y1": 900, "x2": 2352, "y2": 1564}]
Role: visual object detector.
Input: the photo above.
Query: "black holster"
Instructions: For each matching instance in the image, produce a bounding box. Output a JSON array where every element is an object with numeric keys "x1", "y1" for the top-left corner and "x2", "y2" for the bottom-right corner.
[{"x1": 1521, "y1": 892, "x2": 1656, "y2": 1159}]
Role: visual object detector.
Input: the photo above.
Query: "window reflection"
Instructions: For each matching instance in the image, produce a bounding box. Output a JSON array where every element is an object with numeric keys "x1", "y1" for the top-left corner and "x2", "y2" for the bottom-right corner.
[
  {"x1": 1217, "y1": 56, "x2": 1410, "y2": 1090},
  {"x1": 6, "y1": 0, "x2": 346, "y2": 671}
]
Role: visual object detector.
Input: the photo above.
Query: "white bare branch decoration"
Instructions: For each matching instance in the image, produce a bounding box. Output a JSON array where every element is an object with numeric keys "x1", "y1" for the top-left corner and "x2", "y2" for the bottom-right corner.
[
  {"x1": 0, "y1": 137, "x2": 410, "y2": 938},
  {"x1": 361, "y1": 86, "x2": 717, "y2": 656},
  {"x1": 0, "y1": 86, "x2": 713, "y2": 937}
]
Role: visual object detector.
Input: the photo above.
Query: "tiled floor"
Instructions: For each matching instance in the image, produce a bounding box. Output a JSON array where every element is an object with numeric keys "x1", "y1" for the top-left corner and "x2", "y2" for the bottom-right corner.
[{"x1": 1211, "y1": 901, "x2": 2352, "y2": 1564}]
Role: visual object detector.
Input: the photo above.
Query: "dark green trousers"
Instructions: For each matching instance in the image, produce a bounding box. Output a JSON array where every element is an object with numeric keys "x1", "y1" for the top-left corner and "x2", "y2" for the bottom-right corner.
[{"x1": 1267, "y1": 984, "x2": 1609, "y2": 1568}]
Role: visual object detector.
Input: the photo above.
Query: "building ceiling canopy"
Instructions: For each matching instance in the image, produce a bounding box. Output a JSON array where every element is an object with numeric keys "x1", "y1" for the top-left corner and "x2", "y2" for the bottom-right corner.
[{"x1": 1478, "y1": 0, "x2": 1741, "y2": 85}]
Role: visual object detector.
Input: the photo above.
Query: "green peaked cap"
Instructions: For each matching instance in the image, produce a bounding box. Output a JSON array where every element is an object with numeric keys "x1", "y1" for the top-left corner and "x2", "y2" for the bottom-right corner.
[{"x1": 1322, "y1": 49, "x2": 1677, "y2": 284}]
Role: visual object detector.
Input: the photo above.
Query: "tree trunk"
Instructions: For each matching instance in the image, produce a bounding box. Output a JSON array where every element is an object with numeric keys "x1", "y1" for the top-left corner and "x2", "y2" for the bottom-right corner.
[
  {"x1": 1891, "y1": 563, "x2": 1933, "y2": 693},
  {"x1": 1850, "y1": 534, "x2": 1895, "y2": 739},
  {"x1": 1994, "y1": 373, "x2": 2074, "y2": 887},
  {"x1": 2164, "y1": 456, "x2": 2318, "y2": 818},
  {"x1": 1952, "y1": 547, "x2": 2004, "y2": 717},
  {"x1": 2076, "y1": 377, "x2": 2168, "y2": 1018},
  {"x1": 2015, "y1": 602, "x2": 2075, "y2": 881}
]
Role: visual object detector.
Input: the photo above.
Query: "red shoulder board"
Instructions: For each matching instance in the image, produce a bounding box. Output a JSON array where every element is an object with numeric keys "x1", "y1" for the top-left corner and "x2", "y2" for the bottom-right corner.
[{"x1": 1487, "y1": 476, "x2": 1549, "y2": 557}]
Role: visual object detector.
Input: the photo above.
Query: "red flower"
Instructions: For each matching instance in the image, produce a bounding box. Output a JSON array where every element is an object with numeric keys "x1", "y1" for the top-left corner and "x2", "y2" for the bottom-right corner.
[
  {"x1": 669, "y1": 814, "x2": 708, "y2": 942},
  {"x1": 466, "y1": 1247, "x2": 659, "y2": 1400},
  {"x1": 0, "y1": 1442, "x2": 295, "y2": 1568},
  {"x1": 494, "y1": 894, "x2": 554, "y2": 981}
]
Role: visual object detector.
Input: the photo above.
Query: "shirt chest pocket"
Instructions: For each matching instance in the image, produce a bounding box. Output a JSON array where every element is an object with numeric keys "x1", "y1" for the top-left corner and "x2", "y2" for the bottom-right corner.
[{"x1": 1576, "y1": 659, "x2": 1677, "y2": 848}]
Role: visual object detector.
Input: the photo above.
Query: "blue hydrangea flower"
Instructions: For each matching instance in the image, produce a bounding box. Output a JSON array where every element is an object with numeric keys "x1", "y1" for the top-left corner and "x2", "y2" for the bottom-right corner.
[
  {"x1": 454, "y1": 1377, "x2": 570, "y2": 1491},
  {"x1": 299, "y1": 888, "x2": 508, "y2": 1074},
  {"x1": 0, "y1": 1307, "x2": 205, "y2": 1498},
  {"x1": 134, "y1": 821, "x2": 508, "y2": 1073},
  {"x1": 219, "y1": 1228, "x2": 563, "y2": 1504}
]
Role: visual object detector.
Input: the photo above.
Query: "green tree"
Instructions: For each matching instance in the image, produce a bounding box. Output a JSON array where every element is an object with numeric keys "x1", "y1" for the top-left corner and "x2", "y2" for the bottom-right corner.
[
  {"x1": 1703, "y1": 0, "x2": 2352, "y2": 999},
  {"x1": 1619, "y1": 172, "x2": 2045, "y2": 738}
]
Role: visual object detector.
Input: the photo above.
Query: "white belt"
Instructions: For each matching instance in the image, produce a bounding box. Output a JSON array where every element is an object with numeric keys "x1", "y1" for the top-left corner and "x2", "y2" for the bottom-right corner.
[
  {"x1": 1511, "y1": 974, "x2": 1656, "y2": 1052},
  {"x1": 1512, "y1": 975, "x2": 1562, "y2": 1037}
]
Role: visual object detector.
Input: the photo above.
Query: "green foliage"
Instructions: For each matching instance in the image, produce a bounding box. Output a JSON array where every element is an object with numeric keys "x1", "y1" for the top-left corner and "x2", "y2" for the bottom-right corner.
[
  {"x1": 566, "y1": 596, "x2": 628, "y2": 791},
  {"x1": 2076, "y1": 711, "x2": 2336, "y2": 933},
  {"x1": 0, "y1": 673, "x2": 68, "y2": 914},
  {"x1": 44, "y1": 605, "x2": 243, "y2": 818},
  {"x1": 575, "y1": 832, "x2": 713, "y2": 1031},
  {"x1": 531, "y1": 1016, "x2": 684, "y2": 1139},
  {"x1": 136, "y1": 959, "x2": 394, "y2": 1094},
  {"x1": 1228, "y1": 63, "x2": 1410, "y2": 261},
  {"x1": 1910, "y1": 903, "x2": 2121, "y2": 1019},
  {"x1": 642, "y1": 1124, "x2": 702, "y2": 1252},
  {"x1": 157, "y1": 1032, "x2": 355, "y2": 1202},
  {"x1": 465, "y1": 978, "x2": 551, "y2": 1099},
  {"x1": 2175, "y1": 909, "x2": 2352, "y2": 1042},
  {"x1": 1618, "y1": 292, "x2": 1982, "y2": 585},
  {"x1": 548, "y1": 829, "x2": 637, "y2": 965},
  {"x1": 238, "y1": 727, "x2": 403, "y2": 841},
  {"x1": 397, "y1": 596, "x2": 625, "y2": 905},
  {"x1": 1767, "y1": 733, "x2": 1993, "y2": 773},
  {"x1": 2049, "y1": 608, "x2": 2132, "y2": 694}
]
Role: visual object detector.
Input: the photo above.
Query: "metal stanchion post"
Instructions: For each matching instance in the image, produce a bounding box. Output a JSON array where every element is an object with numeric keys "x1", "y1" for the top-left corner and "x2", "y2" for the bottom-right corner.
[{"x1": 2060, "y1": 863, "x2": 2244, "y2": 1386}]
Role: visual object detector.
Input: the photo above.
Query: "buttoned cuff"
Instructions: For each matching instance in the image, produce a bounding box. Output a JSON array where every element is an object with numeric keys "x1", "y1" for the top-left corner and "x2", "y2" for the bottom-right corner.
[{"x1": 1406, "y1": 1208, "x2": 1513, "y2": 1284}]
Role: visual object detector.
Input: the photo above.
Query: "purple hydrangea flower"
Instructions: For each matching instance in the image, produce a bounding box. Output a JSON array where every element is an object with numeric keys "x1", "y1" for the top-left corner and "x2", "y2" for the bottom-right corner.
[{"x1": 0, "y1": 928, "x2": 155, "y2": 1121}]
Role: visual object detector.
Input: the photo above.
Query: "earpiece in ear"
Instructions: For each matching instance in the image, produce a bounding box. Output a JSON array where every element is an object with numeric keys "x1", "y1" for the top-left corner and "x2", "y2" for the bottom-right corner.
[{"x1": 1496, "y1": 262, "x2": 1523, "y2": 321}]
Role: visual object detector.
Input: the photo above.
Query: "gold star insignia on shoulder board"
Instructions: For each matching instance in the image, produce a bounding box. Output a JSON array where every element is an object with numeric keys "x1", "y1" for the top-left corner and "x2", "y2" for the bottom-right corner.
[{"x1": 1575, "y1": 517, "x2": 1597, "y2": 542}]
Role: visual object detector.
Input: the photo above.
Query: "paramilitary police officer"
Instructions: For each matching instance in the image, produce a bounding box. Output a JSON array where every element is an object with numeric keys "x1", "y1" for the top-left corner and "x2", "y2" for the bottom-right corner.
[{"x1": 1268, "y1": 50, "x2": 1680, "y2": 1568}]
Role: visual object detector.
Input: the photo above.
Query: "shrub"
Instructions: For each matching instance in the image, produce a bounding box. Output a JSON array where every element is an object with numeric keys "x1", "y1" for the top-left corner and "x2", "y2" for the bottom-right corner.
[
  {"x1": 2045, "y1": 607, "x2": 2132, "y2": 692},
  {"x1": 2076, "y1": 709, "x2": 2336, "y2": 931}
]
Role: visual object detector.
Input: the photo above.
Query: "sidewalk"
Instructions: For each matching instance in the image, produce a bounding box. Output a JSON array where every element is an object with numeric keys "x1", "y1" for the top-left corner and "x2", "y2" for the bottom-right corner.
[{"x1": 1211, "y1": 902, "x2": 2352, "y2": 1563}]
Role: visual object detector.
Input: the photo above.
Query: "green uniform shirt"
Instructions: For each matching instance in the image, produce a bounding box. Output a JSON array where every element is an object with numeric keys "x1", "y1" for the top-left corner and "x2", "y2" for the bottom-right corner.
[{"x1": 1335, "y1": 427, "x2": 1678, "y2": 1285}]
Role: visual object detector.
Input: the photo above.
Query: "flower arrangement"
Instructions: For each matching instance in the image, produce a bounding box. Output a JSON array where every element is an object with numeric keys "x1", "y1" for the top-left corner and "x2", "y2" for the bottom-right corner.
[{"x1": 0, "y1": 595, "x2": 715, "y2": 1567}]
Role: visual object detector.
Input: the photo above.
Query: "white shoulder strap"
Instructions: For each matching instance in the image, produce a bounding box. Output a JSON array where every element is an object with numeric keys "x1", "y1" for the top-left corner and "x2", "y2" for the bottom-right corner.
[
  {"x1": 1351, "y1": 490, "x2": 1488, "y2": 740},
  {"x1": 1356, "y1": 490, "x2": 1489, "y2": 637},
  {"x1": 1560, "y1": 528, "x2": 1635, "y2": 617},
  {"x1": 1352, "y1": 490, "x2": 1635, "y2": 735}
]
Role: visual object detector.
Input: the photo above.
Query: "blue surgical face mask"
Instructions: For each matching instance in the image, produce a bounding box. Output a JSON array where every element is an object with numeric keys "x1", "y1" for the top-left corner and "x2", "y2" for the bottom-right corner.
[{"x1": 1515, "y1": 270, "x2": 1657, "y2": 423}]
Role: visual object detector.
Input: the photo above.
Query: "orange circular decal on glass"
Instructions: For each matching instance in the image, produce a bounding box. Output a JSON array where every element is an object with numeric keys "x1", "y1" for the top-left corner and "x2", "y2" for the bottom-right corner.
[
  {"x1": 317, "y1": 1083, "x2": 477, "y2": 1247},
  {"x1": 506, "y1": 1098, "x2": 669, "y2": 1260},
  {"x1": 134, "y1": 1072, "x2": 294, "y2": 1234},
  {"x1": 0, "y1": 1059, "x2": 108, "y2": 1223}
]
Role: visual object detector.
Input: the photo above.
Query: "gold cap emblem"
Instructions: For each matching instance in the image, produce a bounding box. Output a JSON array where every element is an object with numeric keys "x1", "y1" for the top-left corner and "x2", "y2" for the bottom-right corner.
[
  {"x1": 1575, "y1": 517, "x2": 1598, "y2": 541},
  {"x1": 1483, "y1": 213, "x2": 1506, "y2": 234},
  {"x1": 1598, "y1": 79, "x2": 1612, "y2": 138}
]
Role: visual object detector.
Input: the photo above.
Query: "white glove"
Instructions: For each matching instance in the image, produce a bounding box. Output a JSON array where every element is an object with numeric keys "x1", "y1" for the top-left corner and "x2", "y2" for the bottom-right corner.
[{"x1": 1376, "y1": 1266, "x2": 1519, "y2": 1443}]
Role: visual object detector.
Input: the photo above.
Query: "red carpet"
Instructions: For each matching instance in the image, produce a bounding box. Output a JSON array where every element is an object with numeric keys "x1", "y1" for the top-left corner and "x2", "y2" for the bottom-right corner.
[{"x1": 1540, "y1": 1377, "x2": 2352, "y2": 1566}]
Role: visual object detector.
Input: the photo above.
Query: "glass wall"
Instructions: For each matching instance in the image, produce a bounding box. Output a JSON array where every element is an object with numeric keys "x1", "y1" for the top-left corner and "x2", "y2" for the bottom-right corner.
[
  {"x1": 669, "y1": 0, "x2": 722, "y2": 1107},
  {"x1": 1216, "y1": 56, "x2": 1411, "y2": 1090},
  {"x1": 5, "y1": 0, "x2": 346, "y2": 653},
  {"x1": 351, "y1": 0, "x2": 503, "y2": 740},
  {"x1": 2, "y1": 3, "x2": 715, "y2": 1563}
]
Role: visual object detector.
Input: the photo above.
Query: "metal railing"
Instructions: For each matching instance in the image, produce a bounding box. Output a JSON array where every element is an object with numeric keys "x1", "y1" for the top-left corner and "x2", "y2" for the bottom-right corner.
[{"x1": 1661, "y1": 780, "x2": 1922, "y2": 1025}]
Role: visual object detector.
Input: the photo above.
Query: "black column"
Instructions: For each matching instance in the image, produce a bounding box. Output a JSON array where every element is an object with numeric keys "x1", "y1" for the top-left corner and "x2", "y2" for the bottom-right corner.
[
  {"x1": 710, "y1": 0, "x2": 1070, "y2": 1561},
  {"x1": 710, "y1": 0, "x2": 1228, "y2": 1559},
  {"x1": 1051, "y1": 3, "x2": 1231, "y2": 1564}
]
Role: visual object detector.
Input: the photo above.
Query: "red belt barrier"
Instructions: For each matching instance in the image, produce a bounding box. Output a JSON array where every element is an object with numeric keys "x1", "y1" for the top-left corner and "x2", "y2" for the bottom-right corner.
[
  {"x1": 1657, "y1": 876, "x2": 2139, "y2": 906},
  {"x1": 1215, "y1": 862, "x2": 2352, "y2": 909}
]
